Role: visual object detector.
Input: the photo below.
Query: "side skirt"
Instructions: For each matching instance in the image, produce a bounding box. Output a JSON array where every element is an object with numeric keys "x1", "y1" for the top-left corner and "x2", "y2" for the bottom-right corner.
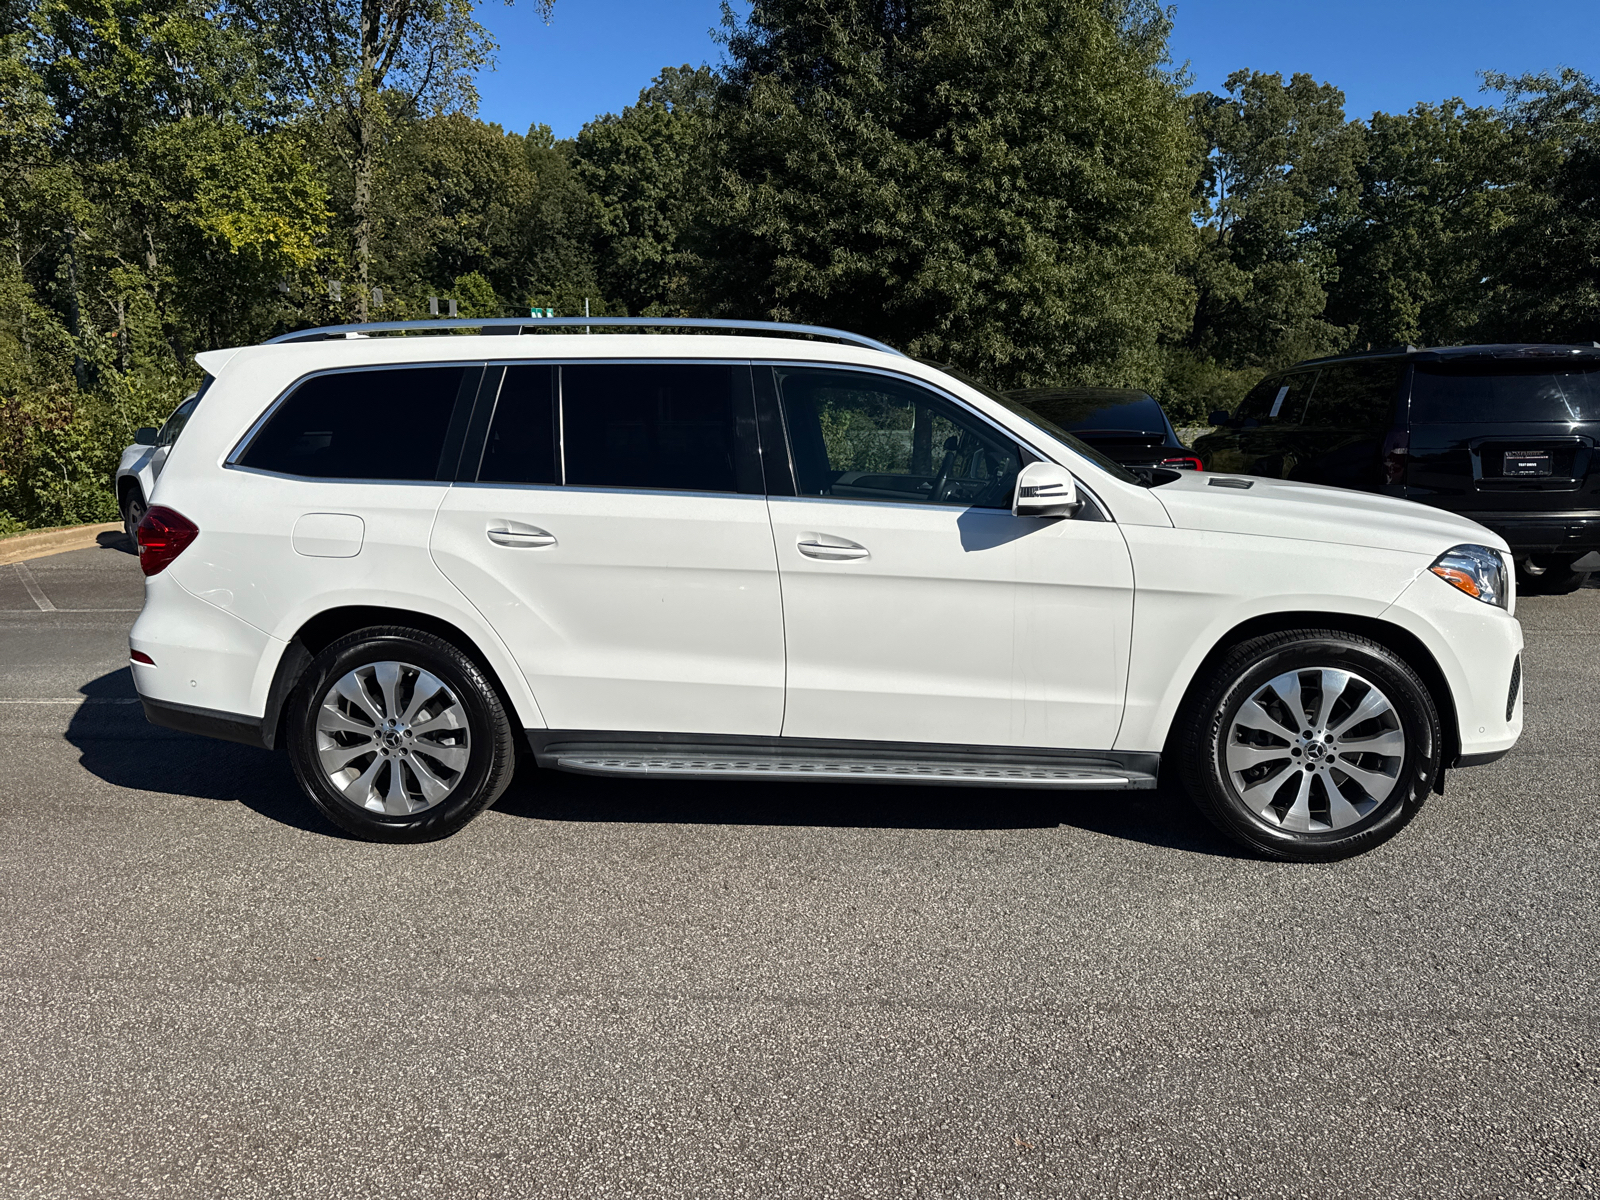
[{"x1": 527, "y1": 731, "x2": 1158, "y2": 791}]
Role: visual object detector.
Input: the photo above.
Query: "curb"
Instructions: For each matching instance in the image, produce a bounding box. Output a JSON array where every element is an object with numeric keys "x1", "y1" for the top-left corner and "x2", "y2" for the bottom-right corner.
[{"x1": 0, "y1": 522, "x2": 125, "y2": 567}]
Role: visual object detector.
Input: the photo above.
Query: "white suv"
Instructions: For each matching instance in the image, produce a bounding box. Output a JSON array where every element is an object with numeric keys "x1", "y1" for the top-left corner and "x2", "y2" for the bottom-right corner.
[{"x1": 129, "y1": 319, "x2": 1524, "y2": 860}]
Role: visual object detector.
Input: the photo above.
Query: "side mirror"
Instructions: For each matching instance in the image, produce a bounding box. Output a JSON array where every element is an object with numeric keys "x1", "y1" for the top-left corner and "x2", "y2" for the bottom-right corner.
[
  {"x1": 1208, "y1": 410, "x2": 1231, "y2": 427},
  {"x1": 133, "y1": 427, "x2": 158, "y2": 446},
  {"x1": 1013, "y1": 460, "x2": 1079, "y2": 519}
]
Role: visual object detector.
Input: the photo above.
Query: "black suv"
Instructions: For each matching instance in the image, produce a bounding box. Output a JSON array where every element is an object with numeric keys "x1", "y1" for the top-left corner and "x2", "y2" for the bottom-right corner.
[
  {"x1": 1195, "y1": 344, "x2": 1600, "y2": 593},
  {"x1": 1004, "y1": 387, "x2": 1201, "y2": 471}
]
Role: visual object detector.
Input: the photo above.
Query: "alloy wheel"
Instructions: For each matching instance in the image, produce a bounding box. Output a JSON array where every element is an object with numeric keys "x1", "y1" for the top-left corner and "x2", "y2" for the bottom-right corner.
[
  {"x1": 314, "y1": 661, "x2": 471, "y2": 815},
  {"x1": 1224, "y1": 667, "x2": 1406, "y2": 833}
]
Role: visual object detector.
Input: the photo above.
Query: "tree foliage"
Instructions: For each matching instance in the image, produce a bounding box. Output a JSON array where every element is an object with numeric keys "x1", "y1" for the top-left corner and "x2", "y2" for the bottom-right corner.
[{"x1": 697, "y1": 0, "x2": 1197, "y2": 390}]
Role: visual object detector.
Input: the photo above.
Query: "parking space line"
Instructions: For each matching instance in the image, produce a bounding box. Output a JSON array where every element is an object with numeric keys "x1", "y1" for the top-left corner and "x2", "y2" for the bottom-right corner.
[
  {"x1": 0, "y1": 698, "x2": 142, "y2": 704},
  {"x1": 13, "y1": 561, "x2": 56, "y2": 611}
]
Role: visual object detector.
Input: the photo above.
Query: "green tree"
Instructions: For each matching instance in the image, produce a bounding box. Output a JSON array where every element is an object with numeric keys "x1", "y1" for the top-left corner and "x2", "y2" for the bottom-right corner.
[
  {"x1": 698, "y1": 0, "x2": 1196, "y2": 388},
  {"x1": 1321, "y1": 100, "x2": 1515, "y2": 349},
  {"x1": 1187, "y1": 70, "x2": 1361, "y2": 371},
  {"x1": 576, "y1": 64, "x2": 716, "y2": 315},
  {"x1": 250, "y1": 0, "x2": 550, "y2": 320},
  {"x1": 1477, "y1": 69, "x2": 1600, "y2": 343}
]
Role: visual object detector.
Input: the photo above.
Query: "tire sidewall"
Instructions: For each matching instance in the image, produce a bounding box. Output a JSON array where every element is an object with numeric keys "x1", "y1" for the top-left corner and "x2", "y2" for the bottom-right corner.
[
  {"x1": 288, "y1": 630, "x2": 511, "y2": 841},
  {"x1": 1198, "y1": 636, "x2": 1438, "y2": 860},
  {"x1": 123, "y1": 491, "x2": 146, "y2": 542}
]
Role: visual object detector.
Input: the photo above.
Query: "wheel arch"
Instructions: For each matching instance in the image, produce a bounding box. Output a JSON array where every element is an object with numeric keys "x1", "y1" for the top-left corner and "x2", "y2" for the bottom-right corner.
[
  {"x1": 260, "y1": 605, "x2": 530, "y2": 752},
  {"x1": 116, "y1": 474, "x2": 144, "y2": 508},
  {"x1": 1163, "y1": 610, "x2": 1460, "y2": 779}
]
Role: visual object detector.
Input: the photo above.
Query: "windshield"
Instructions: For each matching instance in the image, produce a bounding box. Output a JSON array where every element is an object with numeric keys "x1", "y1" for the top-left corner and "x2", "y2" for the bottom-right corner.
[{"x1": 920, "y1": 362, "x2": 1142, "y2": 485}]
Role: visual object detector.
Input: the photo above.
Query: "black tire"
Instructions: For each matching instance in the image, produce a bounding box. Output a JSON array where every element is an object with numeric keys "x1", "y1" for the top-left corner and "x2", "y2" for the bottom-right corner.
[
  {"x1": 122, "y1": 489, "x2": 147, "y2": 543},
  {"x1": 1175, "y1": 629, "x2": 1440, "y2": 862},
  {"x1": 286, "y1": 626, "x2": 516, "y2": 843},
  {"x1": 1517, "y1": 555, "x2": 1589, "y2": 596}
]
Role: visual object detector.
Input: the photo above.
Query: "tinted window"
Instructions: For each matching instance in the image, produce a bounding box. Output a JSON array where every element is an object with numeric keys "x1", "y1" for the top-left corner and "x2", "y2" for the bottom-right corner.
[
  {"x1": 1006, "y1": 389, "x2": 1166, "y2": 435},
  {"x1": 561, "y1": 363, "x2": 739, "y2": 492},
  {"x1": 1235, "y1": 372, "x2": 1317, "y2": 426},
  {"x1": 478, "y1": 366, "x2": 558, "y2": 485},
  {"x1": 239, "y1": 366, "x2": 468, "y2": 480},
  {"x1": 1301, "y1": 363, "x2": 1404, "y2": 430},
  {"x1": 777, "y1": 368, "x2": 1019, "y2": 508},
  {"x1": 1411, "y1": 363, "x2": 1600, "y2": 424}
]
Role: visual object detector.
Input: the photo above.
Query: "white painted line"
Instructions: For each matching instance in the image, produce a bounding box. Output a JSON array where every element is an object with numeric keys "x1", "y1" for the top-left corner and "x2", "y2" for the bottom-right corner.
[
  {"x1": 13, "y1": 561, "x2": 55, "y2": 611},
  {"x1": 0, "y1": 698, "x2": 142, "y2": 705}
]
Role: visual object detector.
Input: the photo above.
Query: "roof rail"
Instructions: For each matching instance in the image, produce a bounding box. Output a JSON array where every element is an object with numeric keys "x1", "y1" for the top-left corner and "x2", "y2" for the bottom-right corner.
[{"x1": 264, "y1": 316, "x2": 904, "y2": 357}]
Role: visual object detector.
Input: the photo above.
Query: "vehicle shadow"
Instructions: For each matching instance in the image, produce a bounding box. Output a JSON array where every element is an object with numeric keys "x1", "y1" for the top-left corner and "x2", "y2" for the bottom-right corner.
[
  {"x1": 492, "y1": 758, "x2": 1241, "y2": 857},
  {"x1": 64, "y1": 669, "x2": 1240, "y2": 856},
  {"x1": 64, "y1": 668, "x2": 346, "y2": 838},
  {"x1": 96, "y1": 530, "x2": 136, "y2": 554}
]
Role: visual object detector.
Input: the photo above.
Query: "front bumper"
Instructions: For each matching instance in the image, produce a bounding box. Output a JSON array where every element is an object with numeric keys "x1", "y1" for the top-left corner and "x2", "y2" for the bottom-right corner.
[{"x1": 1380, "y1": 572, "x2": 1524, "y2": 766}]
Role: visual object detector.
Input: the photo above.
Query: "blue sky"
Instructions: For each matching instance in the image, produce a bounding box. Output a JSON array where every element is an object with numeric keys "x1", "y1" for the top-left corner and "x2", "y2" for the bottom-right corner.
[{"x1": 471, "y1": 0, "x2": 1600, "y2": 139}]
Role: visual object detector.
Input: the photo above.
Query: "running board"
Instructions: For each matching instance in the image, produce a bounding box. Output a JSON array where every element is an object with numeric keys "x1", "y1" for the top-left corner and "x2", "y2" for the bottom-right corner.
[{"x1": 542, "y1": 748, "x2": 1155, "y2": 790}]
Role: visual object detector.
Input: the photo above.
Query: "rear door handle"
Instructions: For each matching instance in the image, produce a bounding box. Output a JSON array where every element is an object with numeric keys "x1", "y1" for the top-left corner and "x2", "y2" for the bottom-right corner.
[
  {"x1": 487, "y1": 522, "x2": 557, "y2": 548},
  {"x1": 797, "y1": 534, "x2": 869, "y2": 561}
]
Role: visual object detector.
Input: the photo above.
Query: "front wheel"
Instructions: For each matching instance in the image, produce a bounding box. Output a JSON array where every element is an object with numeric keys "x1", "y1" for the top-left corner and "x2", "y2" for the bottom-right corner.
[
  {"x1": 1175, "y1": 630, "x2": 1440, "y2": 862},
  {"x1": 286, "y1": 627, "x2": 516, "y2": 842}
]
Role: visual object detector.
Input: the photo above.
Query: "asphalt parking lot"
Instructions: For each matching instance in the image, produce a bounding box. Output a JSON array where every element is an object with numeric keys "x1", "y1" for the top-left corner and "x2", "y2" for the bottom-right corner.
[{"x1": 1, "y1": 538, "x2": 1596, "y2": 1199}]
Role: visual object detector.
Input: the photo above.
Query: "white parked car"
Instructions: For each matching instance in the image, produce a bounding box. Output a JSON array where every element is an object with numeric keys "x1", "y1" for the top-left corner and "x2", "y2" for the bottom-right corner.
[
  {"x1": 129, "y1": 319, "x2": 1523, "y2": 860},
  {"x1": 114, "y1": 392, "x2": 203, "y2": 539}
]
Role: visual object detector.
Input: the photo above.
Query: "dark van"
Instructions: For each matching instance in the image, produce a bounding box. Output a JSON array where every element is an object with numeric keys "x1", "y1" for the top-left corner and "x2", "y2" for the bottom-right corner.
[{"x1": 1195, "y1": 344, "x2": 1600, "y2": 593}]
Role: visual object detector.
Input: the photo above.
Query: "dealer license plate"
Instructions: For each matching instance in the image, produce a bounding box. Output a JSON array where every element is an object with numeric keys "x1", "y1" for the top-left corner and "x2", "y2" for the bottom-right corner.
[{"x1": 1503, "y1": 450, "x2": 1552, "y2": 477}]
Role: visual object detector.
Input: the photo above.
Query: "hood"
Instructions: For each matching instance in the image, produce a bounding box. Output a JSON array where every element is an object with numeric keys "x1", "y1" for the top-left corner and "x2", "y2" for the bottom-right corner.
[{"x1": 1151, "y1": 473, "x2": 1508, "y2": 558}]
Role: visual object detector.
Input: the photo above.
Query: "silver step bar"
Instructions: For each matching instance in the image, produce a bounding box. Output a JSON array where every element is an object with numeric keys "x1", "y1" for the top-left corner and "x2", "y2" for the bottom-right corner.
[{"x1": 547, "y1": 751, "x2": 1152, "y2": 790}]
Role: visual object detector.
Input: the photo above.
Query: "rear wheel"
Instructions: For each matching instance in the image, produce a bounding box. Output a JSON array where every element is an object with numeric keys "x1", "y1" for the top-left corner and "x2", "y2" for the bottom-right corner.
[
  {"x1": 121, "y1": 489, "x2": 147, "y2": 543},
  {"x1": 1176, "y1": 629, "x2": 1440, "y2": 862},
  {"x1": 286, "y1": 627, "x2": 516, "y2": 842},
  {"x1": 1517, "y1": 555, "x2": 1589, "y2": 595}
]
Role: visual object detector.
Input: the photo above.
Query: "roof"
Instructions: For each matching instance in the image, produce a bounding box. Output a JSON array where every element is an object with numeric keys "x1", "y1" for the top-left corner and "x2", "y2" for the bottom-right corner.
[{"x1": 1294, "y1": 343, "x2": 1600, "y2": 370}]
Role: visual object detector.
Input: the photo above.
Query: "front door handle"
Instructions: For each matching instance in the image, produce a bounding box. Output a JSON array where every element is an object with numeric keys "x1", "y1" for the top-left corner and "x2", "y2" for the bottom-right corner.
[
  {"x1": 487, "y1": 522, "x2": 557, "y2": 549},
  {"x1": 797, "y1": 534, "x2": 870, "y2": 561}
]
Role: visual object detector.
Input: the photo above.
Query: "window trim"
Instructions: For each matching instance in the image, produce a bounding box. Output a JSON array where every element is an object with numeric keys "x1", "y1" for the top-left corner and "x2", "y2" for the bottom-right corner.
[{"x1": 224, "y1": 361, "x2": 486, "y2": 482}]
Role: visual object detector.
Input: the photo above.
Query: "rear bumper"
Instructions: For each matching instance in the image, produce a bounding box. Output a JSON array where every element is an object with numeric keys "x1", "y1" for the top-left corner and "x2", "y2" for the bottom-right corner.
[
  {"x1": 141, "y1": 696, "x2": 268, "y2": 749},
  {"x1": 1458, "y1": 510, "x2": 1600, "y2": 556}
]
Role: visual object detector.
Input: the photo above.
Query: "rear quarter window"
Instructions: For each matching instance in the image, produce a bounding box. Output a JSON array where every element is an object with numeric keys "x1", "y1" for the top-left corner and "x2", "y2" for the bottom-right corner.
[
  {"x1": 237, "y1": 365, "x2": 470, "y2": 480},
  {"x1": 1410, "y1": 363, "x2": 1600, "y2": 423}
]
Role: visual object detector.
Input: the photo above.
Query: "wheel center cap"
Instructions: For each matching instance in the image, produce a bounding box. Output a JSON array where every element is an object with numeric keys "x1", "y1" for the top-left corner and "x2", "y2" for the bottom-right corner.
[{"x1": 1305, "y1": 741, "x2": 1326, "y2": 762}]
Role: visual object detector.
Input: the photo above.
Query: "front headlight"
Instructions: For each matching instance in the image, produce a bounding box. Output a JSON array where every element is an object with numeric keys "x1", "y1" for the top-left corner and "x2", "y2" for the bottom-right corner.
[{"x1": 1430, "y1": 544, "x2": 1509, "y2": 609}]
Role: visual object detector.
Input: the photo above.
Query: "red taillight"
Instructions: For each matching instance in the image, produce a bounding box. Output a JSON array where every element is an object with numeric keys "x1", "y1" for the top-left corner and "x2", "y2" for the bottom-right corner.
[
  {"x1": 130, "y1": 649, "x2": 156, "y2": 665},
  {"x1": 1160, "y1": 456, "x2": 1204, "y2": 472},
  {"x1": 136, "y1": 506, "x2": 199, "y2": 576}
]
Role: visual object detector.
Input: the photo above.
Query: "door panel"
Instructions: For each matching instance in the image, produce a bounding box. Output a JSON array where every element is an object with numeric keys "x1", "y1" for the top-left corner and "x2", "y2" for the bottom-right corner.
[
  {"x1": 431, "y1": 487, "x2": 785, "y2": 734},
  {"x1": 768, "y1": 498, "x2": 1133, "y2": 748}
]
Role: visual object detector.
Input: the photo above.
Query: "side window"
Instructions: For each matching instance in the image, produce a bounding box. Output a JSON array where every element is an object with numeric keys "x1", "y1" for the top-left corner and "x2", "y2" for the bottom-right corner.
[
  {"x1": 237, "y1": 365, "x2": 468, "y2": 480},
  {"x1": 775, "y1": 367, "x2": 1020, "y2": 508},
  {"x1": 478, "y1": 365, "x2": 558, "y2": 485},
  {"x1": 1234, "y1": 372, "x2": 1317, "y2": 427},
  {"x1": 1301, "y1": 363, "x2": 1404, "y2": 431},
  {"x1": 561, "y1": 363, "x2": 740, "y2": 493},
  {"x1": 156, "y1": 397, "x2": 198, "y2": 448}
]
